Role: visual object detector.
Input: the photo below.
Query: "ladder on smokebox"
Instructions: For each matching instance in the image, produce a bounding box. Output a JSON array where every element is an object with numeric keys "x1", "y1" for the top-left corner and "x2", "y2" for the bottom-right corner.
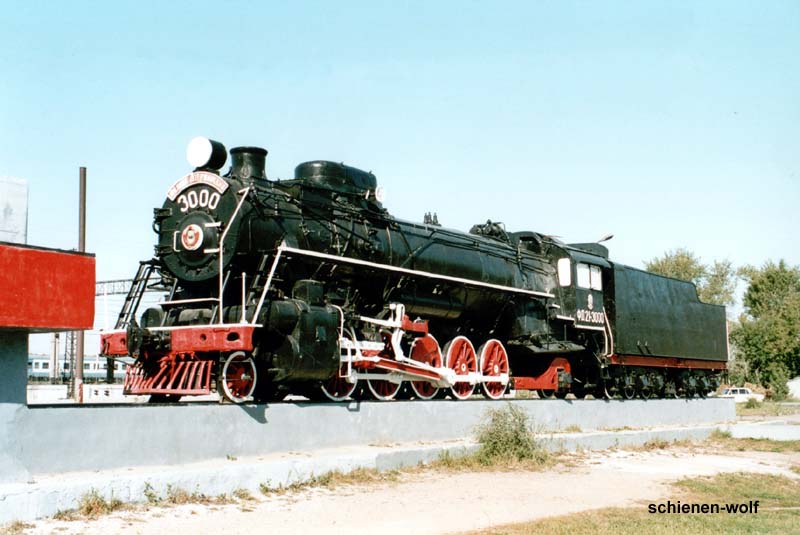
[
  {"x1": 120, "y1": 260, "x2": 213, "y2": 396},
  {"x1": 115, "y1": 260, "x2": 162, "y2": 330}
]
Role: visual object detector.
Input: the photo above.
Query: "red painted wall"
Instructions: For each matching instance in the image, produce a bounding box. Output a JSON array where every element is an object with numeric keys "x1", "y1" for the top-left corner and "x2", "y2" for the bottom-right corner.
[{"x1": 0, "y1": 243, "x2": 95, "y2": 332}]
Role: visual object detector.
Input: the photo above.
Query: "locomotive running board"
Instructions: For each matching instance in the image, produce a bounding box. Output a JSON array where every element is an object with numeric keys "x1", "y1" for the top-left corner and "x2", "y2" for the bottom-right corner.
[{"x1": 275, "y1": 243, "x2": 555, "y2": 299}]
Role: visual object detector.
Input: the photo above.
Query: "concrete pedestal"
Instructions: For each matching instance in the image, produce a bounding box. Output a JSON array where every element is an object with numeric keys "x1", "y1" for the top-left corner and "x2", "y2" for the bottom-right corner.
[
  {"x1": 0, "y1": 331, "x2": 30, "y2": 483},
  {"x1": 0, "y1": 243, "x2": 96, "y2": 484}
]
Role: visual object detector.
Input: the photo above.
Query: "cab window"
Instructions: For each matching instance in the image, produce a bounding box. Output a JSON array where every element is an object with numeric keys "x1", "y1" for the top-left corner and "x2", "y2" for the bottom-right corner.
[
  {"x1": 577, "y1": 263, "x2": 591, "y2": 288},
  {"x1": 577, "y1": 263, "x2": 603, "y2": 290},
  {"x1": 557, "y1": 258, "x2": 571, "y2": 287},
  {"x1": 590, "y1": 265, "x2": 603, "y2": 291}
]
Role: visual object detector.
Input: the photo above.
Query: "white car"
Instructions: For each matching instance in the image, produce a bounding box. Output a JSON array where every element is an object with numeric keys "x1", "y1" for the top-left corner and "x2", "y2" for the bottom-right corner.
[{"x1": 720, "y1": 387, "x2": 765, "y2": 403}]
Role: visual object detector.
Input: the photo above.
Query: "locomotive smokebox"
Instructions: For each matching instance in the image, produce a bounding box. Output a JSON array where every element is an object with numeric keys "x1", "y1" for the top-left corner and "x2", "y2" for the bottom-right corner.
[{"x1": 230, "y1": 146, "x2": 268, "y2": 182}]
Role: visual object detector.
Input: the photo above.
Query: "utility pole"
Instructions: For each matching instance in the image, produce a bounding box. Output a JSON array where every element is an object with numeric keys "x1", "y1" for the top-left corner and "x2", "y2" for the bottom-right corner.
[
  {"x1": 74, "y1": 167, "x2": 86, "y2": 403},
  {"x1": 50, "y1": 332, "x2": 59, "y2": 382},
  {"x1": 105, "y1": 286, "x2": 114, "y2": 384},
  {"x1": 66, "y1": 331, "x2": 76, "y2": 396}
]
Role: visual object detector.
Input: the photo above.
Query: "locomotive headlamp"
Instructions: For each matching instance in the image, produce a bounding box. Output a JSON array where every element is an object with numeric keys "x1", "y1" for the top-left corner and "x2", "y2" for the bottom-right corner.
[
  {"x1": 186, "y1": 137, "x2": 228, "y2": 170},
  {"x1": 180, "y1": 223, "x2": 204, "y2": 251}
]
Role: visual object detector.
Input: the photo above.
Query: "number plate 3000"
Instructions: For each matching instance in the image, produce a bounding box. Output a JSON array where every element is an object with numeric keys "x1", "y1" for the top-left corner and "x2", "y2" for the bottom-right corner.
[{"x1": 176, "y1": 188, "x2": 221, "y2": 213}]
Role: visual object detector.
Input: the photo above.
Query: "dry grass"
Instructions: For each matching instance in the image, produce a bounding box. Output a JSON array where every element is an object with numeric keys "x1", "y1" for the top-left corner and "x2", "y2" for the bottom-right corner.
[
  {"x1": 473, "y1": 404, "x2": 551, "y2": 466},
  {"x1": 428, "y1": 448, "x2": 555, "y2": 473},
  {"x1": 467, "y1": 473, "x2": 800, "y2": 534},
  {"x1": 736, "y1": 400, "x2": 799, "y2": 417},
  {"x1": 164, "y1": 485, "x2": 194, "y2": 505},
  {"x1": 634, "y1": 438, "x2": 696, "y2": 451},
  {"x1": 141, "y1": 483, "x2": 236, "y2": 507},
  {"x1": 424, "y1": 404, "x2": 552, "y2": 472},
  {"x1": 708, "y1": 429, "x2": 800, "y2": 453},
  {"x1": 232, "y1": 488, "x2": 254, "y2": 501},
  {"x1": 600, "y1": 426, "x2": 636, "y2": 432},
  {"x1": 52, "y1": 489, "x2": 128, "y2": 521},
  {"x1": 48, "y1": 483, "x2": 246, "y2": 523},
  {"x1": 260, "y1": 467, "x2": 403, "y2": 495},
  {"x1": 0, "y1": 521, "x2": 34, "y2": 535},
  {"x1": 640, "y1": 438, "x2": 672, "y2": 450}
]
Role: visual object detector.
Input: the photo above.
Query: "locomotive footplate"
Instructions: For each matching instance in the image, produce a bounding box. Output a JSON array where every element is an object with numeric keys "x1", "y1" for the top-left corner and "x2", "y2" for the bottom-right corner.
[
  {"x1": 101, "y1": 323, "x2": 257, "y2": 357},
  {"x1": 105, "y1": 323, "x2": 258, "y2": 397}
]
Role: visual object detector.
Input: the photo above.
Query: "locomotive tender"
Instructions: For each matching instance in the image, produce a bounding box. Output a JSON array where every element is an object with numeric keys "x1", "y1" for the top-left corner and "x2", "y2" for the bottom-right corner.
[{"x1": 101, "y1": 137, "x2": 728, "y2": 403}]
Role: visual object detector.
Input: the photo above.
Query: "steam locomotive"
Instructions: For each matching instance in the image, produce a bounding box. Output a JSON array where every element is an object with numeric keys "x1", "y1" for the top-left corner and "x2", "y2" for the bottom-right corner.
[{"x1": 101, "y1": 137, "x2": 728, "y2": 403}]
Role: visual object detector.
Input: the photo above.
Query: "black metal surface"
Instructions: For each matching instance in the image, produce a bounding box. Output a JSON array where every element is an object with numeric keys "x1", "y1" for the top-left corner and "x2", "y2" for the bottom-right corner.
[
  {"x1": 608, "y1": 265, "x2": 727, "y2": 361},
  {"x1": 294, "y1": 160, "x2": 377, "y2": 196},
  {"x1": 151, "y1": 151, "x2": 730, "y2": 363},
  {"x1": 229, "y1": 146, "x2": 267, "y2": 181}
]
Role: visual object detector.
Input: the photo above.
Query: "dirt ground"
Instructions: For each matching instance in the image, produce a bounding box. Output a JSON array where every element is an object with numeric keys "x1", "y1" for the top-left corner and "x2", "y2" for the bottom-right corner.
[{"x1": 21, "y1": 444, "x2": 800, "y2": 535}]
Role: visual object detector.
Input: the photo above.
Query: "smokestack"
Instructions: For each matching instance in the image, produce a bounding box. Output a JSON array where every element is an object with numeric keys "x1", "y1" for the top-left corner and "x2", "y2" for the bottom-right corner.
[{"x1": 230, "y1": 146, "x2": 268, "y2": 182}]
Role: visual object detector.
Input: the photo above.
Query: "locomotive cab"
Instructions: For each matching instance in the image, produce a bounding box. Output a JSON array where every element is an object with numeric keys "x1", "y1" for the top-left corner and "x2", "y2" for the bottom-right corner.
[{"x1": 555, "y1": 248, "x2": 611, "y2": 332}]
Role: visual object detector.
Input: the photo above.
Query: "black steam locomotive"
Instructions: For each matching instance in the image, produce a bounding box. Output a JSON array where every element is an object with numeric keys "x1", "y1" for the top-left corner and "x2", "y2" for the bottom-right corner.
[{"x1": 101, "y1": 138, "x2": 728, "y2": 403}]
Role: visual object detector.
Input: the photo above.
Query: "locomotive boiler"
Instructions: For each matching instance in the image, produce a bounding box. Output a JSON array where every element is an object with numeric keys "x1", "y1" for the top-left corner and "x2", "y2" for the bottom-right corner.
[{"x1": 101, "y1": 137, "x2": 728, "y2": 403}]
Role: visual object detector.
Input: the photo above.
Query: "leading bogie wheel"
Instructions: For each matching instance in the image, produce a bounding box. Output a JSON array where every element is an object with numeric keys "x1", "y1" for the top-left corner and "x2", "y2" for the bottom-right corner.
[
  {"x1": 478, "y1": 339, "x2": 509, "y2": 400},
  {"x1": 443, "y1": 336, "x2": 477, "y2": 400},
  {"x1": 409, "y1": 334, "x2": 442, "y2": 400},
  {"x1": 219, "y1": 351, "x2": 257, "y2": 403}
]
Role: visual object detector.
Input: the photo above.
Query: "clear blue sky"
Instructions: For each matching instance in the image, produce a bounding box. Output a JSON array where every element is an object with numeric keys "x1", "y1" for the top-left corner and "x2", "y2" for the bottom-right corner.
[{"x1": 3, "y1": 0, "x2": 799, "y2": 282}]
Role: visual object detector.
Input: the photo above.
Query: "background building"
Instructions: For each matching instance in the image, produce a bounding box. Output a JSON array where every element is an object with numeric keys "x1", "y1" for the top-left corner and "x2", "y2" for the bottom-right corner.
[{"x1": 0, "y1": 176, "x2": 28, "y2": 244}]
